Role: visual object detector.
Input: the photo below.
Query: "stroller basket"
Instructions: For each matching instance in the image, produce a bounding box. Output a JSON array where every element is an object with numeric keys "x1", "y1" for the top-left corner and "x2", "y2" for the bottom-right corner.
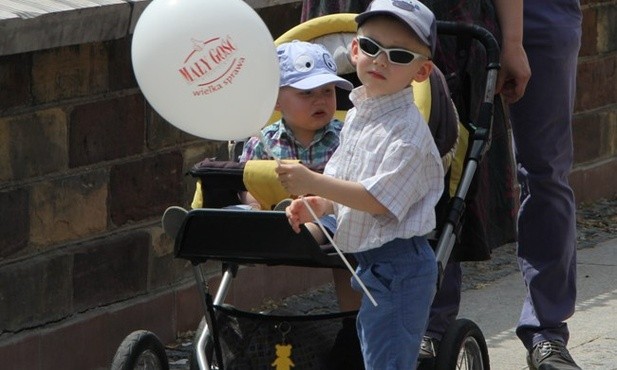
[{"x1": 210, "y1": 304, "x2": 356, "y2": 370}]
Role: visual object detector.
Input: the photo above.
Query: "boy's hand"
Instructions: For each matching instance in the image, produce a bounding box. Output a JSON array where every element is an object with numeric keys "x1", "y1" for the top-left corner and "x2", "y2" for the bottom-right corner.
[
  {"x1": 285, "y1": 196, "x2": 328, "y2": 233},
  {"x1": 275, "y1": 162, "x2": 315, "y2": 196}
]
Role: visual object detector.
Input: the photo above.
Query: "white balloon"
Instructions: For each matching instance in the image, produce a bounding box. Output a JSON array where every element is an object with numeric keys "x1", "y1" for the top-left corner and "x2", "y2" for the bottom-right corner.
[{"x1": 132, "y1": 0, "x2": 279, "y2": 141}]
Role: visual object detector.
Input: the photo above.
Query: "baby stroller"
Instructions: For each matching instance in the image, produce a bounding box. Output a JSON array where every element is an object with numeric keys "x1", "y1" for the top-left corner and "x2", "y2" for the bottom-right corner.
[{"x1": 111, "y1": 12, "x2": 503, "y2": 370}]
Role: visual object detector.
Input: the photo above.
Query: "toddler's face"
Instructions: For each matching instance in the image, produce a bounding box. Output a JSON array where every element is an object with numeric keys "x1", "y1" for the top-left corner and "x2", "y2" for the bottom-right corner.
[
  {"x1": 352, "y1": 16, "x2": 431, "y2": 98},
  {"x1": 276, "y1": 84, "x2": 337, "y2": 134}
]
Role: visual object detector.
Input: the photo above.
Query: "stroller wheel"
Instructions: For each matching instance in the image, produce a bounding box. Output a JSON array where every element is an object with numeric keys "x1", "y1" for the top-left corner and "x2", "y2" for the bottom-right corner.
[
  {"x1": 111, "y1": 330, "x2": 169, "y2": 370},
  {"x1": 435, "y1": 319, "x2": 489, "y2": 370}
]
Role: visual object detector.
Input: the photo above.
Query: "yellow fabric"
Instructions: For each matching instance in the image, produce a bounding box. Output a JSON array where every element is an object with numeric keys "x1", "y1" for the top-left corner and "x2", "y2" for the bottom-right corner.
[
  {"x1": 243, "y1": 160, "x2": 299, "y2": 210},
  {"x1": 412, "y1": 79, "x2": 431, "y2": 123},
  {"x1": 191, "y1": 179, "x2": 204, "y2": 209},
  {"x1": 276, "y1": 14, "x2": 358, "y2": 44},
  {"x1": 449, "y1": 123, "x2": 469, "y2": 196}
]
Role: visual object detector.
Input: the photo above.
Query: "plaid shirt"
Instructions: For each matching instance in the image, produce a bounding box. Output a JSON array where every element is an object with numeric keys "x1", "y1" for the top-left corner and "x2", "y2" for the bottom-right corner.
[
  {"x1": 325, "y1": 86, "x2": 444, "y2": 253},
  {"x1": 239, "y1": 119, "x2": 342, "y2": 171}
]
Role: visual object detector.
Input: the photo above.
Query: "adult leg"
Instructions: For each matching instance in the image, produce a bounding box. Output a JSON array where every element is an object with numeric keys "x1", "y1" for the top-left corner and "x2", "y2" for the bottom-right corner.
[{"x1": 509, "y1": 23, "x2": 581, "y2": 350}]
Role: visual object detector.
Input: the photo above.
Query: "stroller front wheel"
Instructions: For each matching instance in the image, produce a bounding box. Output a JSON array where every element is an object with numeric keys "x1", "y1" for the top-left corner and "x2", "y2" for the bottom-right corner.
[{"x1": 110, "y1": 330, "x2": 169, "y2": 370}]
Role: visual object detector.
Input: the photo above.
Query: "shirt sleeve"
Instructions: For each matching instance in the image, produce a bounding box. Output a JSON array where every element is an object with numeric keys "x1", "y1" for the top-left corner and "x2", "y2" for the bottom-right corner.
[
  {"x1": 238, "y1": 137, "x2": 263, "y2": 162},
  {"x1": 360, "y1": 142, "x2": 432, "y2": 223}
]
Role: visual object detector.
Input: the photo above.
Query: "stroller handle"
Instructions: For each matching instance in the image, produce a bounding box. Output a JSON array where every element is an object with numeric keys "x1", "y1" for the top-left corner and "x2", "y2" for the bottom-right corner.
[{"x1": 436, "y1": 21, "x2": 501, "y2": 70}]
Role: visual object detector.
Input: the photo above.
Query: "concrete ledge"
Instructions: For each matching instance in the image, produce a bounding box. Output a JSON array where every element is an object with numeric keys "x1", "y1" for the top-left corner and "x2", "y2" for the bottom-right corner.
[
  {"x1": 0, "y1": 0, "x2": 301, "y2": 56},
  {"x1": 571, "y1": 157, "x2": 617, "y2": 204}
]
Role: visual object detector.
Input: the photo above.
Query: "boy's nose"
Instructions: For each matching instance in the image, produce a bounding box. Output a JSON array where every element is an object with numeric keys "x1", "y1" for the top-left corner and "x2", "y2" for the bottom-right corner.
[{"x1": 373, "y1": 51, "x2": 388, "y2": 65}]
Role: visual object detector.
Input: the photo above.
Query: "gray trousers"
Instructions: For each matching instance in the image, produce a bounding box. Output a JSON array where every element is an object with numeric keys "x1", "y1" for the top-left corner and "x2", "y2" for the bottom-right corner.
[{"x1": 510, "y1": 2, "x2": 582, "y2": 350}]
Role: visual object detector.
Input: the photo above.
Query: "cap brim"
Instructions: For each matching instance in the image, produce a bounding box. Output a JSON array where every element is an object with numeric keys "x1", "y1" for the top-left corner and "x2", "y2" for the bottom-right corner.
[
  {"x1": 356, "y1": 11, "x2": 431, "y2": 53},
  {"x1": 287, "y1": 74, "x2": 354, "y2": 91}
]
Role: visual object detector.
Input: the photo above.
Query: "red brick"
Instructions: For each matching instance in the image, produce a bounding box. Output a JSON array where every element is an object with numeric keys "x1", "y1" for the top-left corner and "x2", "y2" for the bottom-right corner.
[
  {"x1": 107, "y1": 292, "x2": 177, "y2": 354},
  {"x1": 0, "y1": 109, "x2": 68, "y2": 181},
  {"x1": 73, "y1": 232, "x2": 150, "y2": 311},
  {"x1": 0, "y1": 333, "x2": 41, "y2": 370},
  {"x1": 597, "y1": 5, "x2": 617, "y2": 53},
  {"x1": 0, "y1": 53, "x2": 33, "y2": 111},
  {"x1": 107, "y1": 38, "x2": 138, "y2": 91},
  {"x1": 571, "y1": 157, "x2": 617, "y2": 204},
  {"x1": 69, "y1": 94, "x2": 145, "y2": 167},
  {"x1": 575, "y1": 55, "x2": 617, "y2": 112},
  {"x1": 39, "y1": 291, "x2": 176, "y2": 370},
  {"x1": 149, "y1": 230, "x2": 193, "y2": 291},
  {"x1": 32, "y1": 43, "x2": 109, "y2": 104},
  {"x1": 573, "y1": 110, "x2": 617, "y2": 164},
  {"x1": 0, "y1": 188, "x2": 29, "y2": 258},
  {"x1": 29, "y1": 170, "x2": 108, "y2": 247},
  {"x1": 109, "y1": 152, "x2": 184, "y2": 226},
  {"x1": 146, "y1": 105, "x2": 201, "y2": 151},
  {"x1": 40, "y1": 311, "x2": 114, "y2": 370},
  {"x1": 0, "y1": 254, "x2": 72, "y2": 332},
  {"x1": 1, "y1": 288, "x2": 183, "y2": 370},
  {"x1": 175, "y1": 283, "x2": 203, "y2": 334},
  {"x1": 256, "y1": 3, "x2": 303, "y2": 39},
  {"x1": 580, "y1": 7, "x2": 597, "y2": 57},
  {"x1": 214, "y1": 265, "x2": 332, "y2": 310}
]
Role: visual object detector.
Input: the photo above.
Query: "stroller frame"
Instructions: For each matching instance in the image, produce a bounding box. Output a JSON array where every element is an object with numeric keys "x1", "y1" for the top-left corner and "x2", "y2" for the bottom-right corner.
[{"x1": 111, "y1": 17, "x2": 503, "y2": 370}]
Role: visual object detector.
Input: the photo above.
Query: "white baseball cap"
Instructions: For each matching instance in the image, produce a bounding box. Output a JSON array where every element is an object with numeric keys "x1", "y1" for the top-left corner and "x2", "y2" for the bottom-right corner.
[
  {"x1": 277, "y1": 40, "x2": 354, "y2": 91},
  {"x1": 356, "y1": 0, "x2": 437, "y2": 56}
]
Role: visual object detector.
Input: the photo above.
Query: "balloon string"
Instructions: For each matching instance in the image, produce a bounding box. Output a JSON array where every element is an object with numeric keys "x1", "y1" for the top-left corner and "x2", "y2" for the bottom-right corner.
[
  {"x1": 259, "y1": 132, "x2": 281, "y2": 166},
  {"x1": 258, "y1": 133, "x2": 378, "y2": 307},
  {"x1": 300, "y1": 197, "x2": 378, "y2": 307}
]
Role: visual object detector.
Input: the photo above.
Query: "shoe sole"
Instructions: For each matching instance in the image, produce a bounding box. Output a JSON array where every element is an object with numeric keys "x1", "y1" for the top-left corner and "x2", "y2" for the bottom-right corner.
[{"x1": 162, "y1": 206, "x2": 188, "y2": 238}]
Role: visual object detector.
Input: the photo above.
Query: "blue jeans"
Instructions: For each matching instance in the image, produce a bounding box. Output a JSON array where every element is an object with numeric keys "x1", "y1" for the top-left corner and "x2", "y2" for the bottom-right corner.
[{"x1": 352, "y1": 236, "x2": 437, "y2": 369}]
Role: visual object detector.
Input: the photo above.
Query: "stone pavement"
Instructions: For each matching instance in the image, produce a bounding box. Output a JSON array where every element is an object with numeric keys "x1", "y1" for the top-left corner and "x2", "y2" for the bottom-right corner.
[{"x1": 458, "y1": 238, "x2": 617, "y2": 369}]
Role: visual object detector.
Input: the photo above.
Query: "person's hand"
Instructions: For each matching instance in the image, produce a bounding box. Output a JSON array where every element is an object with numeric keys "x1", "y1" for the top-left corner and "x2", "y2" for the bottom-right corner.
[
  {"x1": 496, "y1": 40, "x2": 531, "y2": 104},
  {"x1": 275, "y1": 162, "x2": 316, "y2": 196},
  {"x1": 285, "y1": 196, "x2": 328, "y2": 233}
]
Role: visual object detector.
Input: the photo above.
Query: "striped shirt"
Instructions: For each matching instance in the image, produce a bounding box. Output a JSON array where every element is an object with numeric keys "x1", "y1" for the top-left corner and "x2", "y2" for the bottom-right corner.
[
  {"x1": 239, "y1": 119, "x2": 342, "y2": 170},
  {"x1": 324, "y1": 86, "x2": 444, "y2": 253}
]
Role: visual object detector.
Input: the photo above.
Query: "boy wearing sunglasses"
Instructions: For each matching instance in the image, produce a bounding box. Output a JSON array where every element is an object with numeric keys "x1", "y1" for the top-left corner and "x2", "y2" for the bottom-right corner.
[{"x1": 275, "y1": 0, "x2": 443, "y2": 367}]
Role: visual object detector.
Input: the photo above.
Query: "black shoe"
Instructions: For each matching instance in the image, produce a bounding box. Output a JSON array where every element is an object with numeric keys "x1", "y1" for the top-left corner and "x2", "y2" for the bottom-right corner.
[
  {"x1": 418, "y1": 335, "x2": 439, "y2": 359},
  {"x1": 527, "y1": 340, "x2": 581, "y2": 370}
]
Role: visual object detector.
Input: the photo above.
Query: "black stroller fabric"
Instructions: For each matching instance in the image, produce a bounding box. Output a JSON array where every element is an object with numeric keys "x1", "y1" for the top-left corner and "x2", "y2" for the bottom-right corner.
[{"x1": 210, "y1": 304, "x2": 357, "y2": 370}]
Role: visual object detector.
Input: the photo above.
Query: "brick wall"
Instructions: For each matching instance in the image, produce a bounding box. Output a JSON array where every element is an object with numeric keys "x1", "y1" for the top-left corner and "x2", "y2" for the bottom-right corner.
[
  {"x1": 0, "y1": 2, "x2": 328, "y2": 370},
  {"x1": 0, "y1": 35, "x2": 224, "y2": 369},
  {"x1": 571, "y1": 0, "x2": 617, "y2": 202}
]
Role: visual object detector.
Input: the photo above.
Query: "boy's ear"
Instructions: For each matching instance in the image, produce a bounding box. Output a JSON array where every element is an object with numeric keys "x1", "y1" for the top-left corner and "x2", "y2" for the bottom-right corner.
[
  {"x1": 349, "y1": 37, "x2": 360, "y2": 66},
  {"x1": 414, "y1": 60, "x2": 433, "y2": 83}
]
